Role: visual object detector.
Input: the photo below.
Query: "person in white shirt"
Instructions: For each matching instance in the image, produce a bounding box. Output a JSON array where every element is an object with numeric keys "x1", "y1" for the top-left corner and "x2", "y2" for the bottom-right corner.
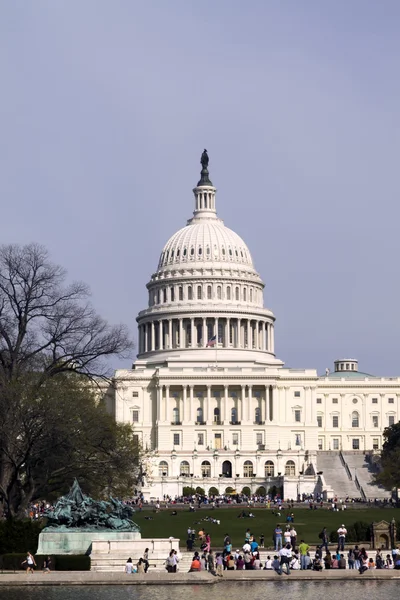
[
  {"x1": 243, "y1": 542, "x2": 251, "y2": 553},
  {"x1": 284, "y1": 528, "x2": 291, "y2": 546},
  {"x1": 264, "y1": 556, "x2": 273, "y2": 570},
  {"x1": 278, "y1": 544, "x2": 293, "y2": 575},
  {"x1": 290, "y1": 527, "x2": 297, "y2": 550},
  {"x1": 125, "y1": 558, "x2": 134, "y2": 574},
  {"x1": 337, "y1": 525, "x2": 347, "y2": 551},
  {"x1": 290, "y1": 555, "x2": 300, "y2": 570}
]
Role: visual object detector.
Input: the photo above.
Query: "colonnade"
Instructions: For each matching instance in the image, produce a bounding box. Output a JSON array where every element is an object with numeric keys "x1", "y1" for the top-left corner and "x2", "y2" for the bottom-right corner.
[
  {"x1": 138, "y1": 317, "x2": 274, "y2": 354},
  {"x1": 155, "y1": 383, "x2": 275, "y2": 424}
]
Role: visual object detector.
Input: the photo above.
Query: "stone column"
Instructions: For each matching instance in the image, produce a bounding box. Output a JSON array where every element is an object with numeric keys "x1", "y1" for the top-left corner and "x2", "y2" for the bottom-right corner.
[
  {"x1": 226, "y1": 318, "x2": 230, "y2": 347},
  {"x1": 202, "y1": 317, "x2": 207, "y2": 347},
  {"x1": 215, "y1": 317, "x2": 219, "y2": 344},
  {"x1": 241, "y1": 385, "x2": 246, "y2": 421},
  {"x1": 151, "y1": 322, "x2": 155, "y2": 351},
  {"x1": 206, "y1": 385, "x2": 211, "y2": 423},
  {"x1": 264, "y1": 385, "x2": 268, "y2": 422},
  {"x1": 182, "y1": 385, "x2": 187, "y2": 422},
  {"x1": 159, "y1": 321, "x2": 164, "y2": 350},
  {"x1": 168, "y1": 319, "x2": 172, "y2": 349},
  {"x1": 179, "y1": 319, "x2": 183, "y2": 349},
  {"x1": 224, "y1": 385, "x2": 229, "y2": 423},
  {"x1": 246, "y1": 320, "x2": 251, "y2": 349},
  {"x1": 248, "y1": 385, "x2": 252, "y2": 422},
  {"x1": 271, "y1": 325, "x2": 275, "y2": 354},
  {"x1": 191, "y1": 317, "x2": 195, "y2": 348},
  {"x1": 156, "y1": 385, "x2": 161, "y2": 422},
  {"x1": 189, "y1": 385, "x2": 194, "y2": 422},
  {"x1": 165, "y1": 385, "x2": 170, "y2": 422}
]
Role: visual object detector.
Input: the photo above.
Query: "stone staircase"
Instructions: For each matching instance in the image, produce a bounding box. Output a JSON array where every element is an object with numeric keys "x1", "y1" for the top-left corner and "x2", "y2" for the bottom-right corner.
[
  {"x1": 316, "y1": 452, "x2": 360, "y2": 499},
  {"x1": 341, "y1": 453, "x2": 389, "y2": 500}
]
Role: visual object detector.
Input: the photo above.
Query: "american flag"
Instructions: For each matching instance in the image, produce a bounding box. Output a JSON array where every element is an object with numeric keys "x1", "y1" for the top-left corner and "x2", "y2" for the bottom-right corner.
[{"x1": 206, "y1": 335, "x2": 217, "y2": 347}]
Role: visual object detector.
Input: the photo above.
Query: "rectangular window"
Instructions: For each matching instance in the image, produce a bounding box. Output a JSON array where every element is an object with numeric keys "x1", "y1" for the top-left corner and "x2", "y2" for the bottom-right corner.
[
  {"x1": 373, "y1": 438, "x2": 379, "y2": 450},
  {"x1": 294, "y1": 391, "x2": 300, "y2": 397},
  {"x1": 214, "y1": 433, "x2": 222, "y2": 449},
  {"x1": 332, "y1": 398, "x2": 338, "y2": 404},
  {"x1": 332, "y1": 415, "x2": 339, "y2": 428},
  {"x1": 388, "y1": 398, "x2": 394, "y2": 404},
  {"x1": 318, "y1": 438, "x2": 323, "y2": 450},
  {"x1": 232, "y1": 433, "x2": 239, "y2": 446},
  {"x1": 256, "y1": 432, "x2": 263, "y2": 445},
  {"x1": 352, "y1": 438, "x2": 360, "y2": 450},
  {"x1": 372, "y1": 398, "x2": 378, "y2": 404},
  {"x1": 294, "y1": 410, "x2": 301, "y2": 422},
  {"x1": 372, "y1": 415, "x2": 379, "y2": 428},
  {"x1": 132, "y1": 410, "x2": 139, "y2": 423},
  {"x1": 173, "y1": 433, "x2": 180, "y2": 446},
  {"x1": 316, "y1": 398, "x2": 322, "y2": 404},
  {"x1": 197, "y1": 433, "x2": 204, "y2": 446},
  {"x1": 388, "y1": 416, "x2": 395, "y2": 426},
  {"x1": 332, "y1": 438, "x2": 339, "y2": 450},
  {"x1": 317, "y1": 416, "x2": 322, "y2": 427},
  {"x1": 132, "y1": 391, "x2": 139, "y2": 397},
  {"x1": 295, "y1": 434, "x2": 301, "y2": 446}
]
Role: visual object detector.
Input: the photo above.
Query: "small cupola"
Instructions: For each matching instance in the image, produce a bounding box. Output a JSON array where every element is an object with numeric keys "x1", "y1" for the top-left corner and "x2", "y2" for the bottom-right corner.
[{"x1": 334, "y1": 359, "x2": 358, "y2": 373}]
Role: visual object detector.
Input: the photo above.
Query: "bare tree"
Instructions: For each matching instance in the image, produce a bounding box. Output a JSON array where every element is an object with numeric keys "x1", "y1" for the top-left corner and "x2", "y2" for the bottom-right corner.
[{"x1": 0, "y1": 243, "x2": 134, "y2": 517}]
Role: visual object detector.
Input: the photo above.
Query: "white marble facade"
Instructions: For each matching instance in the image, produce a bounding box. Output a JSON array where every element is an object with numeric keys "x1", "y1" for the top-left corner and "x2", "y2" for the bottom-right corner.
[{"x1": 110, "y1": 153, "x2": 399, "y2": 500}]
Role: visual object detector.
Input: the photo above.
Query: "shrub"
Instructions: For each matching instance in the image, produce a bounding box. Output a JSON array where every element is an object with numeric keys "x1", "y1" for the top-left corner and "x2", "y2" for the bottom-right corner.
[
  {"x1": 183, "y1": 486, "x2": 196, "y2": 496},
  {"x1": 0, "y1": 520, "x2": 43, "y2": 554},
  {"x1": 208, "y1": 487, "x2": 219, "y2": 495},
  {"x1": 241, "y1": 487, "x2": 251, "y2": 496},
  {"x1": 329, "y1": 521, "x2": 371, "y2": 544},
  {"x1": 225, "y1": 487, "x2": 235, "y2": 494},
  {"x1": 195, "y1": 486, "x2": 205, "y2": 495},
  {"x1": 255, "y1": 486, "x2": 266, "y2": 496}
]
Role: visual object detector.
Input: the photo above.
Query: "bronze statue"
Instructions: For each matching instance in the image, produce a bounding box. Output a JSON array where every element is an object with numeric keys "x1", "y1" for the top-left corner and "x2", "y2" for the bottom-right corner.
[
  {"x1": 201, "y1": 149, "x2": 209, "y2": 169},
  {"x1": 43, "y1": 479, "x2": 140, "y2": 532}
]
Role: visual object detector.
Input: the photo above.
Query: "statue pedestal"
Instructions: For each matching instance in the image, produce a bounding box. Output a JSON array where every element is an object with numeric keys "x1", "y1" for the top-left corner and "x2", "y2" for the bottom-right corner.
[
  {"x1": 37, "y1": 530, "x2": 141, "y2": 556},
  {"x1": 90, "y1": 537, "x2": 180, "y2": 571}
]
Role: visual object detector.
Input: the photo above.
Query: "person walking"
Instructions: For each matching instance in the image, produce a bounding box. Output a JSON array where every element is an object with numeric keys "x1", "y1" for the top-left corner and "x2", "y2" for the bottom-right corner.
[
  {"x1": 22, "y1": 552, "x2": 36, "y2": 574},
  {"x1": 215, "y1": 553, "x2": 223, "y2": 577},
  {"x1": 207, "y1": 550, "x2": 215, "y2": 575},
  {"x1": 143, "y1": 548, "x2": 149, "y2": 573},
  {"x1": 319, "y1": 527, "x2": 329, "y2": 552}
]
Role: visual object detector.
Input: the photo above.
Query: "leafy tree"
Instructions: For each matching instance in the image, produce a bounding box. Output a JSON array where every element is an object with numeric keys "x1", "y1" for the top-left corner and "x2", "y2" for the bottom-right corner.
[
  {"x1": 208, "y1": 486, "x2": 219, "y2": 495},
  {"x1": 182, "y1": 486, "x2": 196, "y2": 496},
  {"x1": 255, "y1": 486, "x2": 266, "y2": 496},
  {"x1": 195, "y1": 486, "x2": 205, "y2": 495},
  {"x1": 241, "y1": 486, "x2": 251, "y2": 496},
  {"x1": 374, "y1": 422, "x2": 400, "y2": 491},
  {"x1": 0, "y1": 244, "x2": 134, "y2": 517}
]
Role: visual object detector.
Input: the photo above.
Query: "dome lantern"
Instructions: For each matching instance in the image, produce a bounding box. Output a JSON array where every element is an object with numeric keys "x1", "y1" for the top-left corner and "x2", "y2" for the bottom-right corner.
[{"x1": 192, "y1": 149, "x2": 217, "y2": 219}]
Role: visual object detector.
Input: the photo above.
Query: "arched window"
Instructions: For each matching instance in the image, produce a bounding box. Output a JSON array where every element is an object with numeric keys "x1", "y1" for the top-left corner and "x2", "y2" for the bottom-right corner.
[
  {"x1": 250, "y1": 289, "x2": 253, "y2": 302},
  {"x1": 179, "y1": 286, "x2": 183, "y2": 301},
  {"x1": 170, "y1": 287, "x2": 174, "y2": 302},
  {"x1": 198, "y1": 246, "x2": 202, "y2": 255},
  {"x1": 188, "y1": 286, "x2": 193, "y2": 300},
  {"x1": 180, "y1": 460, "x2": 190, "y2": 476},
  {"x1": 196, "y1": 407, "x2": 203, "y2": 423},
  {"x1": 197, "y1": 285, "x2": 202, "y2": 300},
  {"x1": 190, "y1": 247, "x2": 195, "y2": 257},
  {"x1": 235, "y1": 287, "x2": 240, "y2": 301},
  {"x1": 231, "y1": 407, "x2": 238, "y2": 424},
  {"x1": 255, "y1": 407, "x2": 261, "y2": 424},
  {"x1": 285, "y1": 460, "x2": 296, "y2": 476},
  {"x1": 227, "y1": 287, "x2": 231, "y2": 300},
  {"x1": 217, "y1": 286, "x2": 222, "y2": 299},
  {"x1": 207, "y1": 285, "x2": 212, "y2": 299},
  {"x1": 264, "y1": 461, "x2": 274, "y2": 477},
  {"x1": 243, "y1": 288, "x2": 247, "y2": 301},
  {"x1": 172, "y1": 407, "x2": 180, "y2": 424},
  {"x1": 243, "y1": 460, "x2": 254, "y2": 478},
  {"x1": 214, "y1": 407, "x2": 220, "y2": 423},
  {"x1": 159, "y1": 461, "x2": 168, "y2": 476},
  {"x1": 352, "y1": 411, "x2": 359, "y2": 428},
  {"x1": 201, "y1": 461, "x2": 211, "y2": 477}
]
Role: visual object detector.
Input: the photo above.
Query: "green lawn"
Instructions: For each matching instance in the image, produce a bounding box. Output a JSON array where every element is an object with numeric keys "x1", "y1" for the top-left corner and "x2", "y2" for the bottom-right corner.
[{"x1": 132, "y1": 506, "x2": 400, "y2": 548}]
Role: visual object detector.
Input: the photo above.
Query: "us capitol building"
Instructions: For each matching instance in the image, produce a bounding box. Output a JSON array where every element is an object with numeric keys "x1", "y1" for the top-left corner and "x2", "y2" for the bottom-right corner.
[{"x1": 109, "y1": 151, "x2": 396, "y2": 501}]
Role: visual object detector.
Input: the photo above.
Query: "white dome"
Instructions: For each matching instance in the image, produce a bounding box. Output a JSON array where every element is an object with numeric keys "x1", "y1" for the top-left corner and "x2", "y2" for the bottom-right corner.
[{"x1": 158, "y1": 220, "x2": 255, "y2": 270}]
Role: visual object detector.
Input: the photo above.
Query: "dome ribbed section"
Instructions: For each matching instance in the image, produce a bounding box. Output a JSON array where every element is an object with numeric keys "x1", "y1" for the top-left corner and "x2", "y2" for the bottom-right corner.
[{"x1": 158, "y1": 221, "x2": 255, "y2": 270}]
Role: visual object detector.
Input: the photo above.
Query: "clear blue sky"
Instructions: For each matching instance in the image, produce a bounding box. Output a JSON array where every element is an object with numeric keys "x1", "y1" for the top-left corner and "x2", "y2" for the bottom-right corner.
[{"x1": 1, "y1": 1, "x2": 400, "y2": 375}]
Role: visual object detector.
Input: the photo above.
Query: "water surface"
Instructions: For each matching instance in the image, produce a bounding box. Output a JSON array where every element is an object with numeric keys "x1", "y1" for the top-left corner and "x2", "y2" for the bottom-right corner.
[{"x1": 0, "y1": 581, "x2": 396, "y2": 600}]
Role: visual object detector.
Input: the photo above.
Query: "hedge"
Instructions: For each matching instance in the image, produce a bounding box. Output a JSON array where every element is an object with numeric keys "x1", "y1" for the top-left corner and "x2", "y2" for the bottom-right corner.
[
  {"x1": 0, "y1": 553, "x2": 90, "y2": 571},
  {"x1": 329, "y1": 521, "x2": 372, "y2": 544},
  {"x1": 0, "y1": 519, "x2": 43, "y2": 554}
]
